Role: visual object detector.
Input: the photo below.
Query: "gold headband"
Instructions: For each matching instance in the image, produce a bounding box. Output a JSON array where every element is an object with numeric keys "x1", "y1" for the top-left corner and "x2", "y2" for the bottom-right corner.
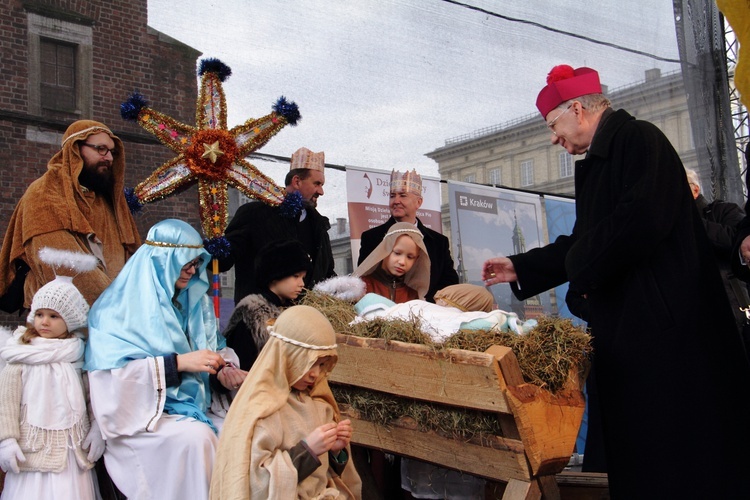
[
  {"x1": 61, "y1": 126, "x2": 113, "y2": 147},
  {"x1": 145, "y1": 240, "x2": 204, "y2": 249},
  {"x1": 267, "y1": 328, "x2": 337, "y2": 350},
  {"x1": 387, "y1": 228, "x2": 423, "y2": 239}
]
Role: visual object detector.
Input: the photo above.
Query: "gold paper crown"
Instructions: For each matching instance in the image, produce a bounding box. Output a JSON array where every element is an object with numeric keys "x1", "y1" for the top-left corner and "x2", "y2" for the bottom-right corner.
[
  {"x1": 390, "y1": 169, "x2": 422, "y2": 194},
  {"x1": 290, "y1": 147, "x2": 325, "y2": 172}
]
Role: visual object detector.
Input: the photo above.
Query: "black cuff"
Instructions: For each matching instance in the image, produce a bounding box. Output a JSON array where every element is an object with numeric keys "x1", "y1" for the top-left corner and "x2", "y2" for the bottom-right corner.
[
  {"x1": 290, "y1": 440, "x2": 321, "y2": 482},
  {"x1": 209, "y1": 370, "x2": 230, "y2": 394},
  {"x1": 164, "y1": 353, "x2": 181, "y2": 387}
]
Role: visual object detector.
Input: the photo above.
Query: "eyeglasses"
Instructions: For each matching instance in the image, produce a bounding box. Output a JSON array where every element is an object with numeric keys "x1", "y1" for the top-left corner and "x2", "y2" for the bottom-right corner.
[
  {"x1": 181, "y1": 257, "x2": 204, "y2": 272},
  {"x1": 82, "y1": 143, "x2": 118, "y2": 157},
  {"x1": 547, "y1": 104, "x2": 573, "y2": 136}
]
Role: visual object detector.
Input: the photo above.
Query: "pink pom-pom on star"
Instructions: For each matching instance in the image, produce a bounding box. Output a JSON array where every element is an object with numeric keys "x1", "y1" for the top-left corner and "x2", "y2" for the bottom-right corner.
[{"x1": 546, "y1": 65, "x2": 576, "y2": 84}]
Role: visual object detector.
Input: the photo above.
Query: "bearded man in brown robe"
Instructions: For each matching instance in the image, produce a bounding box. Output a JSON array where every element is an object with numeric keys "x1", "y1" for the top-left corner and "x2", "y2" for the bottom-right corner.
[{"x1": 0, "y1": 120, "x2": 140, "y2": 308}]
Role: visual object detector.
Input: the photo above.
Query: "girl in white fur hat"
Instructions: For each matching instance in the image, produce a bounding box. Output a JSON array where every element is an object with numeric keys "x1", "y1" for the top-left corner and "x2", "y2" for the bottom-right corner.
[{"x1": 0, "y1": 248, "x2": 104, "y2": 499}]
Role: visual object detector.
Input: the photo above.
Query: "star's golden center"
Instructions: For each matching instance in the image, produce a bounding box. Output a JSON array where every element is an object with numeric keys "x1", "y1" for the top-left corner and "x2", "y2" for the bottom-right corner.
[
  {"x1": 201, "y1": 141, "x2": 224, "y2": 163},
  {"x1": 185, "y1": 129, "x2": 238, "y2": 180}
]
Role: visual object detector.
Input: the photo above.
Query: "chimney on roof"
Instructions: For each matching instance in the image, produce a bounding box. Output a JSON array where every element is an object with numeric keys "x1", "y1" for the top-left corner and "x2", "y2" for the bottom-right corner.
[{"x1": 645, "y1": 68, "x2": 661, "y2": 81}]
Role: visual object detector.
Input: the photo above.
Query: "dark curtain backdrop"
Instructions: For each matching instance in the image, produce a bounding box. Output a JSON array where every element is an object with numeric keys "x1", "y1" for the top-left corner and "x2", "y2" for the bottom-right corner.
[{"x1": 674, "y1": 0, "x2": 743, "y2": 204}]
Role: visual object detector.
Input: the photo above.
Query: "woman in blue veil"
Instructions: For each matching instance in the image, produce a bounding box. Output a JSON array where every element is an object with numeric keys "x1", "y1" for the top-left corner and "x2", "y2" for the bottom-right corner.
[{"x1": 85, "y1": 219, "x2": 244, "y2": 500}]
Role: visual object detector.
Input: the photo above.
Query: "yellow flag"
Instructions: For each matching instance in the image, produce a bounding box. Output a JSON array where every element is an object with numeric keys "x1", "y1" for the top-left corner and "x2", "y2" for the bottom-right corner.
[{"x1": 717, "y1": 0, "x2": 750, "y2": 107}]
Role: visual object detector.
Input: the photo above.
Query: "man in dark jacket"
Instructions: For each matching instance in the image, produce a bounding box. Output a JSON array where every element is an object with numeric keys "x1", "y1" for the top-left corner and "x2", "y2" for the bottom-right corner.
[
  {"x1": 686, "y1": 168, "x2": 749, "y2": 336},
  {"x1": 358, "y1": 169, "x2": 458, "y2": 302},
  {"x1": 221, "y1": 147, "x2": 335, "y2": 303},
  {"x1": 484, "y1": 65, "x2": 750, "y2": 498}
]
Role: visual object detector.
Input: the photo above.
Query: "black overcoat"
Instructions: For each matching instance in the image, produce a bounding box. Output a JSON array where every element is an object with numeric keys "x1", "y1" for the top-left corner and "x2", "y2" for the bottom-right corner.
[
  {"x1": 221, "y1": 201, "x2": 335, "y2": 303},
  {"x1": 509, "y1": 109, "x2": 750, "y2": 498},
  {"x1": 358, "y1": 216, "x2": 458, "y2": 302}
]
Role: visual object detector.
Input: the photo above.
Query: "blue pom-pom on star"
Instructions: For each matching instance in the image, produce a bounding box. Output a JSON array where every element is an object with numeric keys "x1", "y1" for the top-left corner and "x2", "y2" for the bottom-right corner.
[
  {"x1": 279, "y1": 190, "x2": 303, "y2": 219},
  {"x1": 203, "y1": 236, "x2": 231, "y2": 259},
  {"x1": 124, "y1": 187, "x2": 143, "y2": 214},
  {"x1": 120, "y1": 92, "x2": 149, "y2": 121},
  {"x1": 273, "y1": 96, "x2": 301, "y2": 126},
  {"x1": 198, "y1": 58, "x2": 232, "y2": 82}
]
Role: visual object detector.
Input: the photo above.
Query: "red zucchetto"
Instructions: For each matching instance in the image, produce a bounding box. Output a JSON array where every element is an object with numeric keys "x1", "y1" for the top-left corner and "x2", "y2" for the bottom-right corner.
[{"x1": 536, "y1": 65, "x2": 602, "y2": 118}]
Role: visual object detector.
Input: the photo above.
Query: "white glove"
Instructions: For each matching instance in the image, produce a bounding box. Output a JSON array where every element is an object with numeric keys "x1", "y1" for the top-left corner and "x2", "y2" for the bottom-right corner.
[
  {"x1": 0, "y1": 438, "x2": 25, "y2": 473},
  {"x1": 84, "y1": 420, "x2": 105, "y2": 462}
]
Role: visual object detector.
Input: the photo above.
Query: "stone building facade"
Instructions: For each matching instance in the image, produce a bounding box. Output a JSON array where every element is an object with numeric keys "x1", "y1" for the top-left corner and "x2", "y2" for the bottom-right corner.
[{"x1": 427, "y1": 69, "x2": 695, "y2": 237}]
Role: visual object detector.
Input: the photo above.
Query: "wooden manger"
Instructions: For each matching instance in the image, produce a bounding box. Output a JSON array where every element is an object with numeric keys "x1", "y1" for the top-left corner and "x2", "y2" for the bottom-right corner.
[{"x1": 328, "y1": 333, "x2": 588, "y2": 500}]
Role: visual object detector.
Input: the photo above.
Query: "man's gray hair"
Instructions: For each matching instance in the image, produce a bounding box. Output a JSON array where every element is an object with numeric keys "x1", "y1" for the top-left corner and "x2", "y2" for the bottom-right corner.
[
  {"x1": 685, "y1": 168, "x2": 701, "y2": 192},
  {"x1": 556, "y1": 94, "x2": 611, "y2": 114}
]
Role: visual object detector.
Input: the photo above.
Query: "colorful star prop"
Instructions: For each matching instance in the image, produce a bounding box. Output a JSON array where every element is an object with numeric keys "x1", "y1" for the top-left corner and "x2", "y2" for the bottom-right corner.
[{"x1": 121, "y1": 58, "x2": 301, "y2": 253}]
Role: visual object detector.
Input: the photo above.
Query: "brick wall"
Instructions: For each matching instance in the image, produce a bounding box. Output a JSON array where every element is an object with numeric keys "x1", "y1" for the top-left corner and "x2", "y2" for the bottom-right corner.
[{"x1": 0, "y1": 0, "x2": 203, "y2": 325}]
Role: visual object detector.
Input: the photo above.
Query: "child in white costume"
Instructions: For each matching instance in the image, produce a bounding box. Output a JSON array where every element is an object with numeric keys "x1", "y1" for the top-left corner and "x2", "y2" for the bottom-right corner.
[
  {"x1": 211, "y1": 305, "x2": 362, "y2": 500},
  {"x1": 0, "y1": 248, "x2": 105, "y2": 500}
]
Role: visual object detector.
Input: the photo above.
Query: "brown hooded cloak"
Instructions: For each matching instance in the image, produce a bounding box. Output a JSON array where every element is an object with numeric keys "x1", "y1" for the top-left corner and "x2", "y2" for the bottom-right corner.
[
  {"x1": 0, "y1": 120, "x2": 140, "y2": 307},
  {"x1": 210, "y1": 305, "x2": 361, "y2": 500}
]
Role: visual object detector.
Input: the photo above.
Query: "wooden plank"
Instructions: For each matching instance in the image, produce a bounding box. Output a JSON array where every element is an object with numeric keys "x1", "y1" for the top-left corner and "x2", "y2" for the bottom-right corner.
[
  {"x1": 486, "y1": 345, "x2": 526, "y2": 388},
  {"x1": 330, "y1": 336, "x2": 511, "y2": 413},
  {"x1": 336, "y1": 334, "x2": 500, "y2": 367},
  {"x1": 503, "y1": 383, "x2": 585, "y2": 476},
  {"x1": 346, "y1": 415, "x2": 532, "y2": 482},
  {"x1": 537, "y1": 475, "x2": 562, "y2": 500},
  {"x1": 502, "y1": 479, "x2": 541, "y2": 500}
]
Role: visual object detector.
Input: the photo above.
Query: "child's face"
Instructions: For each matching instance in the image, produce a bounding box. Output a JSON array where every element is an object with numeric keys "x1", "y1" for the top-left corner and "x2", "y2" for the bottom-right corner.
[
  {"x1": 292, "y1": 355, "x2": 332, "y2": 391},
  {"x1": 33, "y1": 308, "x2": 70, "y2": 339},
  {"x1": 381, "y1": 235, "x2": 419, "y2": 277},
  {"x1": 269, "y1": 271, "x2": 307, "y2": 301}
]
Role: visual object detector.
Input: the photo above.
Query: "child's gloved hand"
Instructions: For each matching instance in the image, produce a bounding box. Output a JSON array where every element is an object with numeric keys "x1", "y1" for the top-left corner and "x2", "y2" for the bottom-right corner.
[
  {"x1": 0, "y1": 437, "x2": 26, "y2": 473},
  {"x1": 84, "y1": 420, "x2": 106, "y2": 462}
]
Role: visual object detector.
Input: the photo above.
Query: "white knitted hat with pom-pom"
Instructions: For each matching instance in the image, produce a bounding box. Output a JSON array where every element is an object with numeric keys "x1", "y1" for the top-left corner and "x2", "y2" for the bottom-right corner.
[
  {"x1": 25, "y1": 247, "x2": 98, "y2": 332},
  {"x1": 27, "y1": 275, "x2": 89, "y2": 332}
]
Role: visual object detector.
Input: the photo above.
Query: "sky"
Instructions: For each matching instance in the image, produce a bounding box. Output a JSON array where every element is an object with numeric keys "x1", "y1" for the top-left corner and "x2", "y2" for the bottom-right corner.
[{"x1": 146, "y1": 0, "x2": 681, "y2": 222}]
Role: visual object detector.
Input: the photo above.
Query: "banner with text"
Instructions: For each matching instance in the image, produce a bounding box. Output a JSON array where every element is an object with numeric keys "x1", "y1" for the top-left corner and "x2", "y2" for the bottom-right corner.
[
  {"x1": 347, "y1": 166, "x2": 442, "y2": 265},
  {"x1": 447, "y1": 180, "x2": 577, "y2": 319}
]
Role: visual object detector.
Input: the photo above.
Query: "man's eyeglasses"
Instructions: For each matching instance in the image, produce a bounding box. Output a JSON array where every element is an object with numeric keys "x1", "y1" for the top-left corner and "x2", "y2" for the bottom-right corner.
[
  {"x1": 547, "y1": 104, "x2": 573, "y2": 136},
  {"x1": 182, "y1": 257, "x2": 204, "y2": 272},
  {"x1": 82, "y1": 143, "x2": 118, "y2": 157}
]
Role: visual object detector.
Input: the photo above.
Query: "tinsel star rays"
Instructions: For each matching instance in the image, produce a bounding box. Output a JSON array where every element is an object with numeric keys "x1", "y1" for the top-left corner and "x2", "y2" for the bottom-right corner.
[
  {"x1": 197, "y1": 71, "x2": 228, "y2": 130},
  {"x1": 120, "y1": 58, "x2": 300, "y2": 248}
]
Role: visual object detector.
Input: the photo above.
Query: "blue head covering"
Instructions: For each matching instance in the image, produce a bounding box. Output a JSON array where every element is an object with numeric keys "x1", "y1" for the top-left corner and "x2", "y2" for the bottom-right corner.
[{"x1": 85, "y1": 219, "x2": 221, "y2": 430}]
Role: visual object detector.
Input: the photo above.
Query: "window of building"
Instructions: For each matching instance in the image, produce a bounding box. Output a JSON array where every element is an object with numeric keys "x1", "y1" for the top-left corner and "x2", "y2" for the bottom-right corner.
[
  {"x1": 520, "y1": 160, "x2": 534, "y2": 187},
  {"x1": 27, "y1": 12, "x2": 93, "y2": 118},
  {"x1": 559, "y1": 152, "x2": 574, "y2": 178},
  {"x1": 40, "y1": 39, "x2": 77, "y2": 112},
  {"x1": 464, "y1": 173, "x2": 476, "y2": 183},
  {"x1": 488, "y1": 168, "x2": 501, "y2": 185},
  {"x1": 220, "y1": 272, "x2": 231, "y2": 288}
]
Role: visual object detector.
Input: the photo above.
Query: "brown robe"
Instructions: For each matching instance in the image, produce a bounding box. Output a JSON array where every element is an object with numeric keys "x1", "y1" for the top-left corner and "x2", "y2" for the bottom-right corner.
[{"x1": 0, "y1": 120, "x2": 140, "y2": 307}]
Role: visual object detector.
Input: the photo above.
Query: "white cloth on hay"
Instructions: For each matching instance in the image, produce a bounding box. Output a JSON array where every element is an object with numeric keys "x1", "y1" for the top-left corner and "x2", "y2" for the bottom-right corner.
[{"x1": 351, "y1": 294, "x2": 533, "y2": 343}]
